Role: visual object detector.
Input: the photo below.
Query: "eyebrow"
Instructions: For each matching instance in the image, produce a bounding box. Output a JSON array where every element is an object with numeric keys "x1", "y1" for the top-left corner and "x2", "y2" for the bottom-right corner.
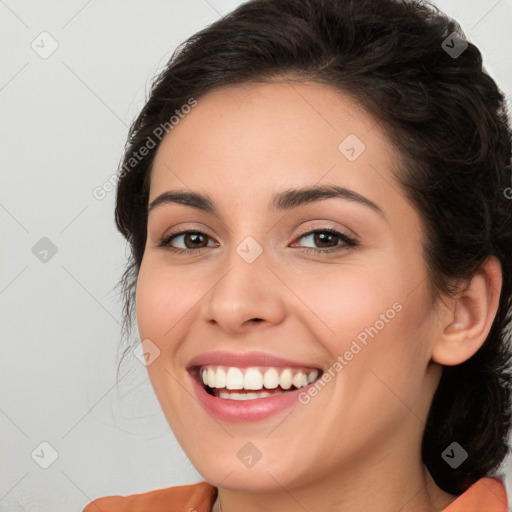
[{"x1": 147, "y1": 184, "x2": 384, "y2": 218}]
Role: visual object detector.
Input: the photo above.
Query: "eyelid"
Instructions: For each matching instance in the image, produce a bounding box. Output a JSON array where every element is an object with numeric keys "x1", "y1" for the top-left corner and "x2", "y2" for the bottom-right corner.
[
  {"x1": 293, "y1": 223, "x2": 357, "y2": 242},
  {"x1": 156, "y1": 221, "x2": 215, "y2": 242}
]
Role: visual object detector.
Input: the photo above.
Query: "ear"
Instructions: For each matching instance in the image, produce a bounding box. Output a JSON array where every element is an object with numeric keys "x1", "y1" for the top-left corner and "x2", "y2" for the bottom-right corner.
[{"x1": 431, "y1": 256, "x2": 502, "y2": 366}]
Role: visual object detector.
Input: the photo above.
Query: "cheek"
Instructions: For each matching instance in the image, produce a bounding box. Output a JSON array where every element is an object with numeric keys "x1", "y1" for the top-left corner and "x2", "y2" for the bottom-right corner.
[
  {"x1": 329, "y1": 284, "x2": 433, "y2": 424},
  {"x1": 135, "y1": 260, "x2": 185, "y2": 345},
  {"x1": 294, "y1": 256, "x2": 432, "y2": 401},
  {"x1": 288, "y1": 263, "x2": 402, "y2": 347}
]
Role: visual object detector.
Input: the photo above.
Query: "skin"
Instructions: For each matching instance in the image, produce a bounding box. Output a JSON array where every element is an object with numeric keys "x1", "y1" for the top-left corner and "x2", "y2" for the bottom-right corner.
[{"x1": 135, "y1": 80, "x2": 502, "y2": 512}]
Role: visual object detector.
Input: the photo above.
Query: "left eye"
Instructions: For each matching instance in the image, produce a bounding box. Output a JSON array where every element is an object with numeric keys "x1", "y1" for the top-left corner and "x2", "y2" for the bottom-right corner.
[{"x1": 292, "y1": 228, "x2": 357, "y2": 252}]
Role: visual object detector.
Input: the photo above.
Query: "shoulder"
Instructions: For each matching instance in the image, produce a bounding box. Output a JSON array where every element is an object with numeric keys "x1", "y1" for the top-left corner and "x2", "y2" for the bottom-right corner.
[
  {"x1": 442, "y1": 477, "x2": 508, "y2": 512},
  {"x1": 82, "y1": 481, "x2": 217, "y2": 512}
]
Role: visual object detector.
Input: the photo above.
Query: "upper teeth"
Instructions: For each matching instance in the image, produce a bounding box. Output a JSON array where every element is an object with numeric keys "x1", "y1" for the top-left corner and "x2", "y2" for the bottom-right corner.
[{"x1": 200, "y1": 366, "x2": 319, "y2": 391}]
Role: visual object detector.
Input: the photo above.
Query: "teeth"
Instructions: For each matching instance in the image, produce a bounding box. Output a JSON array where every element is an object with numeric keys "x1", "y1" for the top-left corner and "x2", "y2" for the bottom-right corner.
[
  {"x1": 280, "y1": 368, "x2": 293, "y2": 389},
  {"x1": 244, "y1": 368, "x2": 263, "y2": 390},
  {"x1": 225, "y1": 367, "x2": 244, "y2": 389},
  {"x1": 207, "y1": 367, "x2": 216, "y2": 388},
  {"x1": 200, "y1": 366, "x2": 320, "y2": 392},
  {"x1": 218, "y1": 390, "x2": 275, "y2": 400},
  {"x1": 215, "y1": 367, "x2": 226, "y2": 388},
  {"x1": 307, "y1": 369, "x2": 319, "y2": 383},
  {"x1": 292, "y1": 371, "x2": 308, "y2": 389},
  {"x1": 263, "y1": 368, "x2": 280, "y2": 389}
]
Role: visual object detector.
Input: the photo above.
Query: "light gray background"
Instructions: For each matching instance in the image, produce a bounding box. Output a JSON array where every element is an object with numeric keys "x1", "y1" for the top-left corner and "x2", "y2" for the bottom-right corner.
[{"x1": 1, "y1": 1, "x2": 511, "y2": 511}]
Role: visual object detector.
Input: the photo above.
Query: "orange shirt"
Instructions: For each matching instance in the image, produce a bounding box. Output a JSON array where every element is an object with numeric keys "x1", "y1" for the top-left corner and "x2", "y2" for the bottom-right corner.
[{"x1": 83, "y1": 477, "x2": 508, "y2": 512}]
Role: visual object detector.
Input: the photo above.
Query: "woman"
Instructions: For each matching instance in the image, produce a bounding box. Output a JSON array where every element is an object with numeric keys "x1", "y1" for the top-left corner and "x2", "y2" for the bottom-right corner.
[{"x1": 84, "y1": 0, "x2": 512, "y2": 510}]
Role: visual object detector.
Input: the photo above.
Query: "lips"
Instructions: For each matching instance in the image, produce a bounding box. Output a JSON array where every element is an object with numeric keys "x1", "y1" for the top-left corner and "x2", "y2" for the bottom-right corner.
[
  {"x1": 187, "y1": 351, "x2": 324, "y2": 421},
  {"x1": 187, "y1": 350, "x2": 323, "y2": 370}
]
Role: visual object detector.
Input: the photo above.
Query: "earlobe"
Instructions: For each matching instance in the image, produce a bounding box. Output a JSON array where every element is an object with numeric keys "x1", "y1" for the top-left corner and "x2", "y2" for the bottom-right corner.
[{"x1": 431, "y1": 256, "x2": 502, "y2": 366}]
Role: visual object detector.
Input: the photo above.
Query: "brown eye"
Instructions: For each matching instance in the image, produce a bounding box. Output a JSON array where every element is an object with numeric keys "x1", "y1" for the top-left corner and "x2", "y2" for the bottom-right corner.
[
  {"x1": 293, "y1": 228, "x2": 357, "y2": 254},
  {"x1": 158, "y1": 230, "x2": 218, "y2": 251}
]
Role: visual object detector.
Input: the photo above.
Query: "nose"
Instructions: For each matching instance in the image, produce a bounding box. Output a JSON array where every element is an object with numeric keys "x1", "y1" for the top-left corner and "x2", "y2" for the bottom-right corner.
[{"x1": 201, "y1": 246, "x2": 287, "y2": 335}]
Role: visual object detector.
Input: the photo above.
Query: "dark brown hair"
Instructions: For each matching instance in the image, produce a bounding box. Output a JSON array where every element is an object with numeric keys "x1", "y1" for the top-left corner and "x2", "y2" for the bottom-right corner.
[{"x1": 114, "y1": 0, "x2": 512, "y2": 495}]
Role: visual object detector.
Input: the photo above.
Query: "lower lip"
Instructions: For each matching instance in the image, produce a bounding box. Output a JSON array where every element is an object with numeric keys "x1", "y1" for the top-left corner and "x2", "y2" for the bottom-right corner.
[{"x1": 189, "y1": 372, "x2": 316, "y2": 422}]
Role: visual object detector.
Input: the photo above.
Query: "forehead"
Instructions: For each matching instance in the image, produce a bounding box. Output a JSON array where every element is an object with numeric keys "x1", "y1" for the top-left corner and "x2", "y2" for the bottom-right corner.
[{"x1": 149, "y1": 81, "x2": 403, "y2": 216}]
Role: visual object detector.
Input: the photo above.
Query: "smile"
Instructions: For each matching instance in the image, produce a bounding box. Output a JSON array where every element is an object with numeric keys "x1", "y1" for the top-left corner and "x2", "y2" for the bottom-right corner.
[
  {"x1": 200, "y1": 365, "x2": 320, "y2": 400},
  {"x1": 186, "y1": 351, "x2": 324, "y2": 421}
]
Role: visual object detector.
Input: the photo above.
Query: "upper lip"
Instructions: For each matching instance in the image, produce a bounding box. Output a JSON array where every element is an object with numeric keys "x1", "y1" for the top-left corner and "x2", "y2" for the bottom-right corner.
[{"x1": 187, "y1": 350, "x2": 322, "y2": 370}]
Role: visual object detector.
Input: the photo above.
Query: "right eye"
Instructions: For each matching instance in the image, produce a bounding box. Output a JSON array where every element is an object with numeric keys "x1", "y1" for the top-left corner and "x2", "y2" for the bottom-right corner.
[{"x1": 157, "y1": 229, "x2": 219, "y2": 253}]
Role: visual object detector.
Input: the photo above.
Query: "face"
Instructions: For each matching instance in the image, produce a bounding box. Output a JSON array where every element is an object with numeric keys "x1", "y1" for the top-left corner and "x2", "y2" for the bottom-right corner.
[{"x1": 136, "y1": 81, "x2": 443, "y2": 492}]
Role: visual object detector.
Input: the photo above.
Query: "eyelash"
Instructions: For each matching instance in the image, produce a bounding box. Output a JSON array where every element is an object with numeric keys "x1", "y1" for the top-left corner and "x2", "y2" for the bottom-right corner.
[{"x1": 157, "y1": 227, "x2": 357, "y2": 256}]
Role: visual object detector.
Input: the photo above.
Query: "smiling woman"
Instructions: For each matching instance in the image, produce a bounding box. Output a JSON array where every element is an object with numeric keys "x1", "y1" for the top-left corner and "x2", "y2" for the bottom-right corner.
[{"x1": 84, "y1": 0, "x2": 511, "y2": 511}]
